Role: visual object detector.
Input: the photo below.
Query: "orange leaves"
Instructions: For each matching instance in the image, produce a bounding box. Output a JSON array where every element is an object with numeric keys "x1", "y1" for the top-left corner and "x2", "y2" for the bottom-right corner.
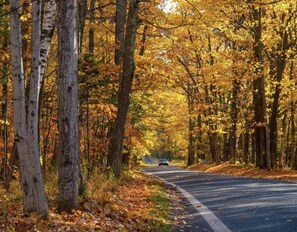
[
  {"x1": 0, "y1": 172, "x2": 170, "y2": 231},
  {"x1": 97, "y1": 103, "x2": 117, "y2": 120}
]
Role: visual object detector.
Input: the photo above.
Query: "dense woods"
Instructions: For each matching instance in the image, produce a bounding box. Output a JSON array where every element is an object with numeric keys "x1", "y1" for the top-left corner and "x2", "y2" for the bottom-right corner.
[{"x1": 0, "y1": 0, "x2": 297, "y2": 219}]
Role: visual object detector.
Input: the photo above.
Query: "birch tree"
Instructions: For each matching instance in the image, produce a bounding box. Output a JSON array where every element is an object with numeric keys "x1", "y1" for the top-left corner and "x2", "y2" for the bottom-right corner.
[
  {"x1": 57, "y1": 0, "x2": 81, "y2": 212},
  {"x1": 40, "y1": 0, "x2": 56, "y2": 82},
  {"x1": 9, "y1": 0, "x2": 48, "y2": 216}
]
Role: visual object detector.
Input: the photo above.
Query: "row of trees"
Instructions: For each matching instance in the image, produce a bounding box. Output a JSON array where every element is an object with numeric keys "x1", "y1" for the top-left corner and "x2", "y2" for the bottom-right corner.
[
  {"x1": 0, "y1": 0, "x2": 144, "y2": 217},
  {"x1": 162, "y1": 0, "x2": 297, "y2": 169},
  {"x1": 7, "y1": 0, "x2": 82, "y2": 216}
]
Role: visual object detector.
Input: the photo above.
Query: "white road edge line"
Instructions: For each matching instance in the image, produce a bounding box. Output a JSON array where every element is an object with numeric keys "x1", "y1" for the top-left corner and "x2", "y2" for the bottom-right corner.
[{"x1": 144, "y1": 171, "x2": 231, "y2": 232}]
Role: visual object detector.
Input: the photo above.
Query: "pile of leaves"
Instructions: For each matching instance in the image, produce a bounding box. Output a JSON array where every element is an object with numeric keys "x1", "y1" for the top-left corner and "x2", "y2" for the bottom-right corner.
[
  {"x1": 0, "y1": 171, "x2": 173, "y2": 231},
  {"x1": 189, "y1": 163, "x2": 297, "y2": 182}
]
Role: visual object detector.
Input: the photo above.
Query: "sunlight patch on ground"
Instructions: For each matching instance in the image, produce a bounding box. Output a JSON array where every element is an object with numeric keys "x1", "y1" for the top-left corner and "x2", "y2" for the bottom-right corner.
[{"x1": 188, "y1": 163, "x2": 297, "y2": 182}]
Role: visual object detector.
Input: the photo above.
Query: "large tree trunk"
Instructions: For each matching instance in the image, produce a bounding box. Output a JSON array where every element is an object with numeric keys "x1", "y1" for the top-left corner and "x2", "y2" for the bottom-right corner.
[
  {"x1": 27, "y1": 0, "x2": 49, "y2": 215},
  {"x1": 108, "y1": 0, "x2": 139, "y2": 178},
  {"x1": 251, "y1": 6, "x2": 270, "y2": 169},
  {"x1": 57, "y1": 0, "x2": 81, "y2": 212},
  {"x1": 107, "y1": 0, "x2": 127, "y2": 168},
  {"x1": 268, "y1": 29, "x2": 288, "y2": 168},
  {"x1": 9, "y1": 0, "x2": 48, "y2": 217},
  {"x1": 269, "y1": 56, "x2": 287, "y2": 168},
  {"x1": 39, "y1": 0, "x2": 56, "y2": 176}
]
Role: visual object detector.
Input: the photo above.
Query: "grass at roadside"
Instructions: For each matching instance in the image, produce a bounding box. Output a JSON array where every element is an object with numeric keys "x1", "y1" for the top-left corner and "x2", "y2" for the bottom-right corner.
[{"x1": 148, "y1": 180, "x2": 173, "y2": 232}]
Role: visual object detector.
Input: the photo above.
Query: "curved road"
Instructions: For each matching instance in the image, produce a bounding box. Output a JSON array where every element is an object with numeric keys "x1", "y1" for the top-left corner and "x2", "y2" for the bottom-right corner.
[{"x1": 142, "y1": 166, "x2": 297, "y2": 232}]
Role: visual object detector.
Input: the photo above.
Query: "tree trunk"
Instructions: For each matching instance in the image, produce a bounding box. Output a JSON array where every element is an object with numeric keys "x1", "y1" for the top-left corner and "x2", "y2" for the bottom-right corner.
[
  {"x1": 209, "y1": 132, "x2": 218, "y2": 163},
  {"x1": 187, "y1": 83, "x2": 195, "y2": 166},
  {"x1": 78, "y1": 0, "x2": 88, "y2": 52},
  {"x1": 2, "y1": 83, "x2": 8, "y2": 184},
  {"x1": 187, "y1": 115, "x2": 195, "y2": 166},
  {"x1": 279, "y1": 113, "x2": 287, "y2": 169},
  {"x1": 9, "y1": 0, "x2": 48, "y2": 217},
  {"x1": 229, "y1": 79, "x2": 240, "y2": 162},
  {"x1": 88, "y1": 0, "x2": 95, "y2": 54},
  {"x1": 39, "y1": 0, "x2": 56, "y2": 176},
  {"x1": 290, "y1": 109, "x2": 296, "y2": 168},
  {"x1": 251, "y1": 133, "x2": 256, "y2": 164},
  {"x1": 57, "y1": 0, "x2": 81, "y2": 212},
  {"x1": 243, "y1": 131, "x2": 250, "y2": 164},
  {"x1": 289, "y1": 60, "x2": 297, "y2": 169},
  {"x1": 40, "y1": 0, "x2": 56, "y2": 80},
  {"x1": 197, "y1": 114, "x2": 205, "y2": 160},
  {"x1": 107, "y1": 0, "x2": 127, "y2": 168},
  {"x1": 1, "y1": 25, "x2": 9, "y2": 186},
  {"x1": 27, "y1": 0, "x2": 49, "y2": 215},
  {"x1": 114, "y1": 0, "x2": 127, "y2": 65},
  {"x1": 269, "y1": 57, "x2": 286, "y2": 168},
  {"x1": 223, "y1": 133, "x2": 229, "y2": 161},
  {"x1": 251, "y1": 6, "x2": 270, "y2": 169},
  {"x1": 108, "y1": 0, "x2": 139, "y2": 178},
  {"x1": 268, "y1": 29, "x2": 288, "y2": 168}
]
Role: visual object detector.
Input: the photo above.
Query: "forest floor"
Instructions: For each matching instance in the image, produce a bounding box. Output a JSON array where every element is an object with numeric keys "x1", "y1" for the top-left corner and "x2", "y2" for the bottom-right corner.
[
  {"x1": 188, "y1": 163, "x2": 297, "y2": 182},
  {"x1": 0, "y1": 171, "x2": 178, "y2": 232}
]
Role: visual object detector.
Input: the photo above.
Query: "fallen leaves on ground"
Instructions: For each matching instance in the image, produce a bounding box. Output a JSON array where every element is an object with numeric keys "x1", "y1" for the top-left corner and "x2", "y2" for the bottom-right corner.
[
  {"x1": 188, "y1": 163, "x2": 297, "y2": 182},
  {"x1": 0, "y1": 172, "x2": 173, "y2": 231}
]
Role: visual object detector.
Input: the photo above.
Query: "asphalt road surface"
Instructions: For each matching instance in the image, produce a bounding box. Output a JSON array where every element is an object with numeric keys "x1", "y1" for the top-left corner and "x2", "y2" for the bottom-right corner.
[{"x1": 142, "y1": 166, "x2": 297, "y2": 232}]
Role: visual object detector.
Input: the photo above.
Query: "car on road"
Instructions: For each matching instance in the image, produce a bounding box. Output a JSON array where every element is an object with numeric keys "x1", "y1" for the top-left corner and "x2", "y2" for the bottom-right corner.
[{"x1": 158, "y1": 159, "x2": 169, "y2": 166}]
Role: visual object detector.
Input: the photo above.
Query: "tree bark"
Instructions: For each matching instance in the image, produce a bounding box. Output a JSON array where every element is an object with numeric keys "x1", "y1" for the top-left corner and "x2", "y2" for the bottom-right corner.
[
  {"x1": 40, "y1": 0, "x2": 56, "y2": 80},
  {"x1": 268, "y1": 29, "x2": 288, "y2": 168},
  {"x1": 27, "y1": 0, "x2": 49, "y2": 215},
  {"x1": 1, "y1": 21, "x2": 9, "y2": 186},
  {"x1": 243, "y1": 131, "x2": 250, "y2": 164},
  {"x1": 279, "y1": 112, "x2": 287, "y2": 169},
  {"x1": 114, "y1": 0, "x2": 127, "y2": 65},
  {"x1": 251, "y1": 6, "x2": 270, "y2": 169},
  {"x1": 289, "y1": 61, "x2": 297, "y2": 168},
  {"x1": 108, "y1": 0, "x2": 139, "y2": 178},
  {"x1": 187, "y1": 112, "x2": 195, "y2": 166},
  {"x1": 9, "y1": 0, "x2": 48, "y2": 217},
  {"x1": 57, "y1": 0, "x2": 81, "y2": 212},
  {"x1": 39, "y1": 0, "x2": 56, "y2": 176},
  {"x1": 88, "y1": 0, "x2": 95, "y2": 54},
  {"x1": 78, "y1": 0, "x2": 88, "y2": 52},
  {"x1": 229, "y1": 79, "x2": 240, "y2": 162}
]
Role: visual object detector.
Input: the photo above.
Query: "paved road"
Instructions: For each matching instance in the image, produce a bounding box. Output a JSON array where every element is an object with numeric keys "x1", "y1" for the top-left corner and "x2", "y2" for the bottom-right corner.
[{"x1": 142, "y1": 166, "x2": 297, "y2": 232}]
